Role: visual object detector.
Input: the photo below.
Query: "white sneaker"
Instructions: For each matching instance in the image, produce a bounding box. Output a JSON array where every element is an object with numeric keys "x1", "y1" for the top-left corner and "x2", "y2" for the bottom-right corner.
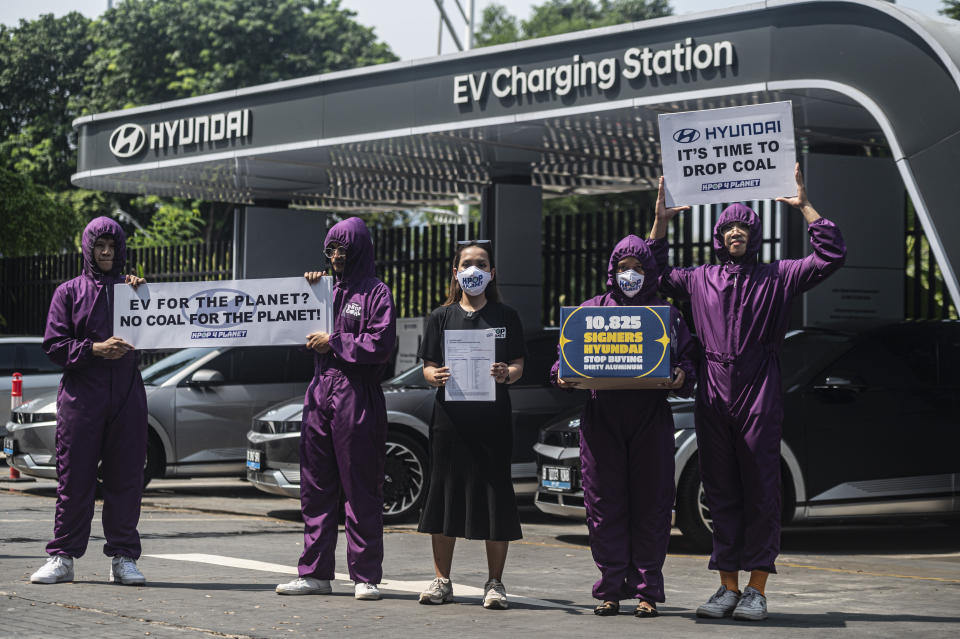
[
  {"x1": 110, "y1": 556, "x2": 145, "y2": 585},
  {"x1": 483, "y1": 578, "x2": 509, "y2": 610},
  {"x1": 418, "y1": 577, "x2": 454, "y2": 604},
  {"x1": 354, "y1": 582, "x2": 381, "y2": 600},
  {"x1": 275, "y1": 577, "x2": 332, "y2": 595},
  {"x1": 30, "y1": 555, "x2": 74, "y2": 584}
]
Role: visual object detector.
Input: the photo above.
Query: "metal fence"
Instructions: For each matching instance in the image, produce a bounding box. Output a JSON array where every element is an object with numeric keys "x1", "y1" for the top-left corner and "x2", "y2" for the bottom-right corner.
[{"x1": 0, "y1": 242, "x2": 233, "y2": 337}]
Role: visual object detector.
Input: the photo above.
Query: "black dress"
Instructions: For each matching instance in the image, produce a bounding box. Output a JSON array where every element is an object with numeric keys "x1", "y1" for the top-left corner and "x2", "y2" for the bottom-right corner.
[{"x1": 416, "y1": 302, "x2": 525, "y2": 541}]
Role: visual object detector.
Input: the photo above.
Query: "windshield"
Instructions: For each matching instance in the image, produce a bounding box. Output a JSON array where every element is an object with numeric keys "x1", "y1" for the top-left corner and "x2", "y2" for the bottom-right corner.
[
  {"x1": 384, "y1": 363, "x2": 430, "y2": 388},
  {"x1": 781, "y1": 330, "x2": 852, "y2": 389},
  {"x1": 141, "y1": 348, "x2": 215, "y2": 385}
]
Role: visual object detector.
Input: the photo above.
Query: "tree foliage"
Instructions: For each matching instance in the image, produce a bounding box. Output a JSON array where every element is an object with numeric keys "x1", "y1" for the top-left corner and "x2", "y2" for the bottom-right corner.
[
  {"x1": 476, "y1": 0, "x2": 672, "y2": 47},
  {"x1": 943, "y1": 1, "x2": 960, "y2": 20},
  {"x1": 0, "y1": 167, "x2": 82, "y2": 257},
  {"x1": 0, "y1": 0, "x2": 396, "y2": 253}
]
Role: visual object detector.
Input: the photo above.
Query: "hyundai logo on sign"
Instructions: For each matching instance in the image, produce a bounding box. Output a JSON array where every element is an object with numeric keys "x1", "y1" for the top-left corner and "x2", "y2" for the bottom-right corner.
[
  {"x1": 109, "y1": 124, "x2": 147, "y2": 158},
  {"x1": 673, "y1": 128, "x2": 701, "y2": 144}
]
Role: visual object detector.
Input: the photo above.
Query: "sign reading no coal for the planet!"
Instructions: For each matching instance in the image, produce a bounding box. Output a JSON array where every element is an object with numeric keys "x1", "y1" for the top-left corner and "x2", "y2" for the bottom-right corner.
[
  {"x1": 659, "y1": 101, "x2": 796, "y2": 207},
  {"x1": 113, "y1": 277, "x2": 334, "y2": 349}
]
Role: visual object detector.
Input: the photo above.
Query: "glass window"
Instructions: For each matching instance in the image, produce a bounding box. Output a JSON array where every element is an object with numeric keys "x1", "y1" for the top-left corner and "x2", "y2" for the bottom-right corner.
[
  {"x1": 285, "y1": 348, "x2": 316, "y2": 383},
  {"x1": 0, "y1": 344, "x2": 17, "y2": 374},
  {"x1": 231, "y1": 347, "x2": 288, "y2": 385},
  {"x1": 780, "y1": 331, "x2": 853, "y2": 389},
  {"x1": 821, "y1": 331, "x2": 936, "y2": 389},
  {"x1": 19, "y1": 343, "x2": 61, "y2": 374},
  {"x1": 385, "y1": 363, "x2": 430, "y2": 388},
  {"x1": 142, "y1": 348, "x2": 215, "y2": 385}
]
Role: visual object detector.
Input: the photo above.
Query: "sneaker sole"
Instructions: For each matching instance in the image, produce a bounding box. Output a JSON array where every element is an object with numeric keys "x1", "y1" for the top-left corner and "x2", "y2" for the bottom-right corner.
[
  {"x1": 276, "y1": 588, "x2": 331, "y2": 595},
  {"x1": 696, "y1": 607, "x2": 734, "y2": 619},
  {"x1": 355, "y1": 593, "x2": 382, "y2": 600},
  {"x1": 418, "y1": 594, "x2": 453, "y2": 605},
  {"x1": 30, "y1": 575, "x2": 73, "y2": 584},
  {"x1": 732, "y1": 611, "x2": 768, "y2": 621},
  {"x1": 110, "y1": 575, "x2": 145, "y2": 586},
  {"x1": 483, "y1": 599, "x2": 509, "y2": 610}
]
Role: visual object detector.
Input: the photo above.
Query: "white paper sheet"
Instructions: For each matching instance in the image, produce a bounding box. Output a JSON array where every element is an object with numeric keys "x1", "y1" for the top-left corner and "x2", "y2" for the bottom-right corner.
[{"x1": 444, "y1": 329, "x2": 496, "y2": 402}]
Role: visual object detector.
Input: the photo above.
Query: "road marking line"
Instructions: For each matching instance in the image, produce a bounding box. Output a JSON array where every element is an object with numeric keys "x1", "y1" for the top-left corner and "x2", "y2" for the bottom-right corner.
[{"x1": 145, "y1": 553, "x2": 576, "y2": 610}]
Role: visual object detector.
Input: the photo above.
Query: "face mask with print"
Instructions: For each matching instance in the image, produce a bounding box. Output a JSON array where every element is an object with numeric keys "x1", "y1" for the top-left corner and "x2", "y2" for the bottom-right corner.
[
  {"x1": 617, "y1": 270, "x2": 645, "y2": 298},
  {"x1": 457, "y1": 265, "x2": 492, "y2": 296}
]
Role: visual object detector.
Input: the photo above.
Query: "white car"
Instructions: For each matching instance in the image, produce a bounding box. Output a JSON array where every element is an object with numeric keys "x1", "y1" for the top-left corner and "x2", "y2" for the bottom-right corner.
[{"x1": 1, "y1": 336, "x2": 62, "y2": 431}]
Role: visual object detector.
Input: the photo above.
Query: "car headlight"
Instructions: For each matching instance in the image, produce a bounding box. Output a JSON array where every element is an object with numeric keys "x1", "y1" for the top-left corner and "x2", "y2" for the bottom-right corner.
[
  {"x1": 258, "y1": 420, "x2": 302, "y2": 434},
  {"x1": 13, "y1": 411, "x2": 57, "y2": 424},
  {"x1": 567, "y1": 417, "x2": 581, "y2": 429}
]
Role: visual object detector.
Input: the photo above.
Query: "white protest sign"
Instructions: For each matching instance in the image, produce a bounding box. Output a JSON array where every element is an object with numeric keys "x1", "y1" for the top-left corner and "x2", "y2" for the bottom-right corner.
[
  {"x1": 114, "y1": 277, "x2": 333, "y2": 349},
  {"x1": 659, "y1": 101, "x2": 796, "y2": 206}
]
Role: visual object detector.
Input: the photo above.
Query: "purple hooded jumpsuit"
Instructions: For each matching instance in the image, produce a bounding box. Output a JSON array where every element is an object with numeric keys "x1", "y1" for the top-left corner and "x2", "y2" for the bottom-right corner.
[
  {"x1": 297, "y1": 217, "x2": 396, "y2": 585},
  {"x1": 552, "y1": 236, "x2": 697, "y2": 604},
  {"x1": 43, "y1": 216, "x2": 148, "y2": 560},
  {"x1": 658, "y1": 204, "x2": 846, "y2": 573}
]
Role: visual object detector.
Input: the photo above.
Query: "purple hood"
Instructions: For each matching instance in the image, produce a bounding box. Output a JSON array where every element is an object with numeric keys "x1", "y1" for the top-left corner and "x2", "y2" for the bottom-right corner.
[
  {"x1": 82, "y1": 216, "x2": 127, "y2": 280},
  {"x1": 606, "y1": 234, "x2": 660, "y2": 304},
  {"x1": 713, "y1": 203, "x2": 762, "y2": 264},
  {"x1": 325, "y1": 217, "x2": 376, "y2": 283}
]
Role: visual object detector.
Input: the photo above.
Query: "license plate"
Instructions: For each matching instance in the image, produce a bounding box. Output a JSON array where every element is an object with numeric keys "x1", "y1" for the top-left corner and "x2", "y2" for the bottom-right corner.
[
  {"x1": 3, "y1": 437, "x2": 13, "y2": 456},
  {"x1": 245, "y1": 449, "x2": 261, "y2": 470},
  {"x1": 541, "y1": 465, "x2": 572, "y2": 491}
]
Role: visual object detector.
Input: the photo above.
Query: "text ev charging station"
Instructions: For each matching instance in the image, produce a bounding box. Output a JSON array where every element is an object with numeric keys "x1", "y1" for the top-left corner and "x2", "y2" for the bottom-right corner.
[{"x1": 73, "y1": 0, "x2": 960, "y2": 332}]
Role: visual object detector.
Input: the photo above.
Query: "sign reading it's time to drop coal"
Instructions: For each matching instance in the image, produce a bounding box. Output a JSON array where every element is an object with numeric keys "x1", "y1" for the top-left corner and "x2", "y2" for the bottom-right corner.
[{"x1": 558, "y1": 306, "x2": 673, "y2": 389}]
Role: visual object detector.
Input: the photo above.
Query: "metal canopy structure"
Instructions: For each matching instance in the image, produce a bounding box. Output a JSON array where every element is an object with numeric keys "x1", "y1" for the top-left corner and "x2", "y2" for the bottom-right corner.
[{"x1": 72, "y1": 0, "x2": 960, "y2": 307}]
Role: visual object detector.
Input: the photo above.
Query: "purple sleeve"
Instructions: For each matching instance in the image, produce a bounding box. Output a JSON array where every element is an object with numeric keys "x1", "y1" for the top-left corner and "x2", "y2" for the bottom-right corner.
[
  {"x1": 778, "y1": 218, "x2": 847, "y2": 295},
  {"x1": 648, "y1": 237, "x2": 669, "y2": 273},
  {"x1": 670, "y1": 306, "x2": 698, "y2": 398},
  {"x1": 659, "y1": 265, "x2": 694, "y2": 300},
  {"x1": 43, "y1": 285, "x2": 94, "y2": 369},
  {"x1": 327, "y1": 284, "x2": 396, "y2": 365},
  {"x1": 550, "y1": 295, "x2": 603, "y2": 387}
]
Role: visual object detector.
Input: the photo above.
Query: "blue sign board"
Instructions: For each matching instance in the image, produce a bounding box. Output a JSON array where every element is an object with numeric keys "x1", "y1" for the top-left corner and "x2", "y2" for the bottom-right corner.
[{"x1": 558, "y1": 305, "x2": 673, "y2": 389}]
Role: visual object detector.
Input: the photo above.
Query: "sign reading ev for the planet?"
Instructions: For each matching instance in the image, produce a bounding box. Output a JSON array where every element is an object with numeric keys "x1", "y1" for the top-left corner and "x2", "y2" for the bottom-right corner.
[
  {"x1": 659, "y1": 101, "x2": 796, "y2": 206},
  {"x1": 113, "y1": 277, "x2": 334, "y2": 349}
]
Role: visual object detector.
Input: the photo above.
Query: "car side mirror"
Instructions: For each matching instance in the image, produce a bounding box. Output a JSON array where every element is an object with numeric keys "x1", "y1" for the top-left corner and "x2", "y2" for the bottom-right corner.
[{"x1": 186, "y1": 368, "x2": 225, "y2": 387}]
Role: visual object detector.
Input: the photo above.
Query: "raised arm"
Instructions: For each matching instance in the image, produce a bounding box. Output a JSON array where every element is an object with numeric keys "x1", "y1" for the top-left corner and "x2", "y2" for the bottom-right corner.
[{"x1": 775, "y1": 163, "x2": 847, "y2": 294}]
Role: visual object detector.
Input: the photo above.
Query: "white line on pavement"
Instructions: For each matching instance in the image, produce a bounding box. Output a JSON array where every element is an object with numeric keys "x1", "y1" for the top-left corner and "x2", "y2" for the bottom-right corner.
[{"x1": 145, "y1": 553, "x2": 576, "y2": 610}]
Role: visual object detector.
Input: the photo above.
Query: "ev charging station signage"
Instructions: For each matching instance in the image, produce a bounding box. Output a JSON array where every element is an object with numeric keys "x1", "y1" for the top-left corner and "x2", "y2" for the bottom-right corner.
[
  {"x1": 113, "y1": 277, "x2": 333, "y2": 349},
  {"x1": 659, "y1": 101, "x2": 796, "y2": 206}
]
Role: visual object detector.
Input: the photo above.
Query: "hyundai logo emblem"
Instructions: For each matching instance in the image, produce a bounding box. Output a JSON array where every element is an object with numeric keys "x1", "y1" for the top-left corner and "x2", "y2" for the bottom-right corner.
[
  {"x1": 673, "y1": 128, "x2": 701, "y2": 144},
  {"x1": 109, "y1": 123, "x2": 146, "y2": 158}
]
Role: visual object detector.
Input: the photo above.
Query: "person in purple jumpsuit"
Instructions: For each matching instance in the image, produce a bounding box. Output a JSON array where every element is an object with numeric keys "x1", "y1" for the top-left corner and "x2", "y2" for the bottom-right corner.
[
  {"x1": 275, "y1": 217, "x2": 396, "y2": 601},
  {"x1": 551, "y1": 235, "x2": 697, "y2": 618},
  {"x1": 650, "y1": 165, "x2": 846, "y2": 620},
  {"x1": 30, "y1": 217, "x2": 148, "y2": 586}
]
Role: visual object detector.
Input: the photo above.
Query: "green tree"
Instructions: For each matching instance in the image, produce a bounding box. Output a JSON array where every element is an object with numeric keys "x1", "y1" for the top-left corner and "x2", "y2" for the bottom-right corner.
[
  {"x1": 0, "y1": 167, "x2": 82, "y2": 257},
  {"x1": 78, "y1": 0, "x2": 396, "y2": 114},
  {"x1": 942, "y1": 1, "x2": 960, "y2": 19},
  {"x1": 127, "y1": 197, "x2": 205, "y2": 248},
  {"x1": 476, "y1": 0, "x2": 671, "y2": 47}
]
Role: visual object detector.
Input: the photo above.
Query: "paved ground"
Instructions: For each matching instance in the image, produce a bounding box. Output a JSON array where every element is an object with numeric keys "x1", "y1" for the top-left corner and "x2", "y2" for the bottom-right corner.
[{"x1": 1, "y1": 476, "x2": 958, "y2": 638}]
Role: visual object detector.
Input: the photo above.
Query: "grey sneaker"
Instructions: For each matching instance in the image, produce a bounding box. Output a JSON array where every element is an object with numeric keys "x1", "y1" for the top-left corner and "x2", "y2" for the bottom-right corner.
[
  {"x1": 418, "y1": 577, "x2": 453, "y2": 604},
  {"x1": 732, "y1": 586, "x2": 768, "y2": 621},
  {"x1": 696, "y1": 585, "x2": 741, "y2": 618},
  {"x1": 482, "y1": 578, "x2": 508, "y2": 610},
  {"x1": 275, "y1": 577, "x2": 332, "y2": 595},
  {"x1": 30, "y1": 555, "x2": 74, "y2": 584},
  {"x1": 110, "y1": 556, "x2": 145, "y2": 586}
]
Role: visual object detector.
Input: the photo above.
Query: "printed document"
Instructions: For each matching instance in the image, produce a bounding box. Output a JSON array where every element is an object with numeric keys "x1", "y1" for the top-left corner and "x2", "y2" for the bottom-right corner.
[{"x1": 444, "y1": 329, "x2": 496, "y2": 402}]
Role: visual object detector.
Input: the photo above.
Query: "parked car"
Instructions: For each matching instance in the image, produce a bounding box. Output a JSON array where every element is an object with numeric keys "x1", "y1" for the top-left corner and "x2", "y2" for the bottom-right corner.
[
  {"x1": 0, "y1": 336, "x2": 62, "y2": 430},
  {"x1": 534, "y1": 322, "x2": 960, "y2": 550},
  {"x1": 246, "y1": 331, "x2": 589, "y2": 522},
  {"x1": 3, "y1": 345, "x2": 315, "y2": 485}
]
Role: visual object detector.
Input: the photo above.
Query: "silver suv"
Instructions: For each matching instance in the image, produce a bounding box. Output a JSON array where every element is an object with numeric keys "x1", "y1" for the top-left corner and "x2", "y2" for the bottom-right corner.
[{"x1": 4, "y1": 346, "x2": 314, "y2": 485}]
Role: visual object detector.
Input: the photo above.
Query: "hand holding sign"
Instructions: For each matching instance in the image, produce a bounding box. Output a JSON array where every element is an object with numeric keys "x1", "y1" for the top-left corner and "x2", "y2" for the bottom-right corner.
[
  {"x1": 775, "y1": 163, "x2": 822, "y2": 225},
  {"x1": 649, "y1": 176, "x2": 691, "y2": 239}
]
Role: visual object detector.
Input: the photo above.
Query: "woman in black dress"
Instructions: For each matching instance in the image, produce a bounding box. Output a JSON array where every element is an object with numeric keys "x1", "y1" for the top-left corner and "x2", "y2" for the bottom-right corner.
[{"x1": 416, "y1": 239, "x2": 525, "y2": 610}]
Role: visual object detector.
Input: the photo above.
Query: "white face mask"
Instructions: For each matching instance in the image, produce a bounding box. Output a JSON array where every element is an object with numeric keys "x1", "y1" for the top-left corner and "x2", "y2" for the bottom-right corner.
[
  {"x1": 617, "y1": 270, "x2": 645, "y2": 298},
  {"x1": 457, "y1": 265, "x2": 492, "y2": 296}
]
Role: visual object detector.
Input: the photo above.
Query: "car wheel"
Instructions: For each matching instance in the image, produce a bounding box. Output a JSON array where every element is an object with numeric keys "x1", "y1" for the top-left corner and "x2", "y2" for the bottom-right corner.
[
  {"x1": 382, "y1": 430, "x2": 428, "y2": 524},
  {"x1": 143, "y1": 432, "x2": 165, "y2": 488},
  {"x1": 676, "y1": 458, "x2": 714, "y2": 553}
]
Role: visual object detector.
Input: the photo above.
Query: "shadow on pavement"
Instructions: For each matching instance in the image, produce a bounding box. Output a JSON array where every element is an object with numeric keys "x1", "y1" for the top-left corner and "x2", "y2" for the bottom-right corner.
[{"x1": 685, "y1": 610, "x2": 960, "y2": 628}]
